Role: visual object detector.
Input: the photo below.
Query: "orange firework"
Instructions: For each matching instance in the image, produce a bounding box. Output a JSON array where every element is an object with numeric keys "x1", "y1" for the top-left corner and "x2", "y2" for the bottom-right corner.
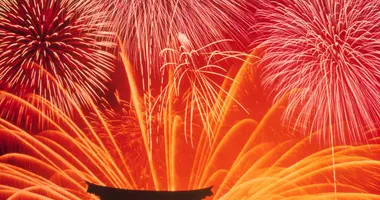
[
  {"x1": 159, "y1": 35, "x2": 249, "y2": 143},
  {"x1": 0, "y1": 49, "x2": 379, "y2": 199}
]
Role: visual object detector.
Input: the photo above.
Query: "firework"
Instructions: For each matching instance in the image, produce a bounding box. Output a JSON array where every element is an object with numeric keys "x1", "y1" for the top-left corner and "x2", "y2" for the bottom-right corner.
[
  {"x1": 159, "y1": 34, "x2": 249, "y2": 144},
  {"x1": 97, "y1": 0, "x2": 255, "y2": 149},
  {"x1": 0, "y1": 0, "x2": 115, "y2": 113},
  {"x1": 0, "y1": 54, "x2": 379, "y2": 199},
  {"x1": 254, "y1": 0, "x2": 380, "y2": 145},
  {"x1": 97, "y1": 0, "x2": 256, "y2": 122},
  {"x1": 100, "y1": 0, "x2": 253, "y2": 70}
]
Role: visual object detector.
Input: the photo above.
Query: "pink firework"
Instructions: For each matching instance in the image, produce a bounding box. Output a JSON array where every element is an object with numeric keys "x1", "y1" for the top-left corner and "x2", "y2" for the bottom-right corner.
[
  {"x1": 96, "y1": 0, "x2": 256, "y2": 140},
  {"x1": 255, "y1": 0, "x2": 380, "y2": 144},
  {"x1": 0, "y1": 0, "x2": 115, "y2": 111},
  {"x1": 98, "y1": 0, "x2": 255, "y2": 89}
]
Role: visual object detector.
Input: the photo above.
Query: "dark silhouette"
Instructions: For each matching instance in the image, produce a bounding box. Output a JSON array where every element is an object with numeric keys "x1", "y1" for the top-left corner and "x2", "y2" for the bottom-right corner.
[{"x1": 86, "y1": 182, "x2": 213, "y2": 200}]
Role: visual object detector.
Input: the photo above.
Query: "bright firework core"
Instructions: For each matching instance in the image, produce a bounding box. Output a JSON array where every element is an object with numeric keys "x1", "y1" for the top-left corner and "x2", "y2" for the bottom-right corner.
[
  {"x1": 256, "y1": 0, "x2": 380, "y2": 145},
  {"x1": 0, "y1": 0, "x2": 115, "y2": 109}
]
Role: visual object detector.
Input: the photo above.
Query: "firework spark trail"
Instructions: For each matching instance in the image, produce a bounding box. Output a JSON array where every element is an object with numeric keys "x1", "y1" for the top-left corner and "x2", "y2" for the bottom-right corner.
[
  {"x1": 254, "y1": 0, "x2": 380, "y2": 145},
  {"x1": 99, "y1": 0, "x2": 253, "y2": 73},
  {"x1": 253, "y1": 2, "x2": 380, "y2": 197},
  {"x1": 159, "y1": 35, "x2": 249, "y2": 146},
  {"x1": 96, "y1": 1, "x2": 255, "y2": 148},
  {"x1": 0, "y1": 58, "x2": 380, "y2": 199},
  {"x1": 0, "y1": 90, "x2": 135, "y2": 189},
  {"x1": 118, "y1": 37, "x2": 249, "y2": 189},
  {"x1": 0, "y1": 0, "x2": 116, "y2": 114}
]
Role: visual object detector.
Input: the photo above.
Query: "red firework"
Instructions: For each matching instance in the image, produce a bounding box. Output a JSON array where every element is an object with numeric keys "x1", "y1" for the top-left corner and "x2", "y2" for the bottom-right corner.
[
  {"x1": 0, "y1": 0, "x2": 115, "y2": 111},
  {"x1": 96, "y1": 0, "x2": 256, "y2": 103},
  {"x1": 255, "y1": 0, "x2": 380, "y2": 145}
]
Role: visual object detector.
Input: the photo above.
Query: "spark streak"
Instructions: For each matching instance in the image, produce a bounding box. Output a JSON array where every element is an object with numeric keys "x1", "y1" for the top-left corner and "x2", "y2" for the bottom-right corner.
[
  {"x1": 254, "y1": 0, "x2": 380, "y2": 145},
  {"x1": 0, "y1": 0, "x2": 116, "y2": 114},
  {"x1": 1, "y1": 50, "x2": 378, "y2": 199}
]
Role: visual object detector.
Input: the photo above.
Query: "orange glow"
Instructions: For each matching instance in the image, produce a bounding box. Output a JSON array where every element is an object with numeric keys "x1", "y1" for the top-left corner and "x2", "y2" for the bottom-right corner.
[{"x1": 0, "y1": 47, "x2": 379, "y2": 199}]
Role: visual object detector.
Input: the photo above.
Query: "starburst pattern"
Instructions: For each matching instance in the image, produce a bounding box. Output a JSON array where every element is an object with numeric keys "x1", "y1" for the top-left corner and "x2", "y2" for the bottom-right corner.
[
  {"x1": 0, "y1": 0, "x2": 115, "y2": 112},
  {"x1": 255, "y1": 0, "x2": 380, "y2": 144}
]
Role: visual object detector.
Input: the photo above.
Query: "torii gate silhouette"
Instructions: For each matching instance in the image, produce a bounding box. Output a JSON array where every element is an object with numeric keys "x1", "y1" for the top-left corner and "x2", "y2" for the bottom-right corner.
[{"x1": 86, "y1": 182, "x2": 213, "y2": 200}]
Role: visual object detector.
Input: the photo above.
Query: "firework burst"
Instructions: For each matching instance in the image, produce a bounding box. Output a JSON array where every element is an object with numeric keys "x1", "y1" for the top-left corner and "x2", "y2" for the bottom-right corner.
[
  {"x1": 159, "y1": 34, "x2": 249, "y2": 144},
  {"x1": 0, "y1": 0, "x2": 115, "y2": 112},
  {"x1": 96, "y1": 0, "x2": 256, "y2": 112},
  {"x1": 100, "y1": 0, "x2": 253, "y2": 69},
  {"x1": 96, "y1": 1, "x2": 256, "y2": 146},
  {"x1": 255, "y1": 0, "x2": 380, "y2": 145}
]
